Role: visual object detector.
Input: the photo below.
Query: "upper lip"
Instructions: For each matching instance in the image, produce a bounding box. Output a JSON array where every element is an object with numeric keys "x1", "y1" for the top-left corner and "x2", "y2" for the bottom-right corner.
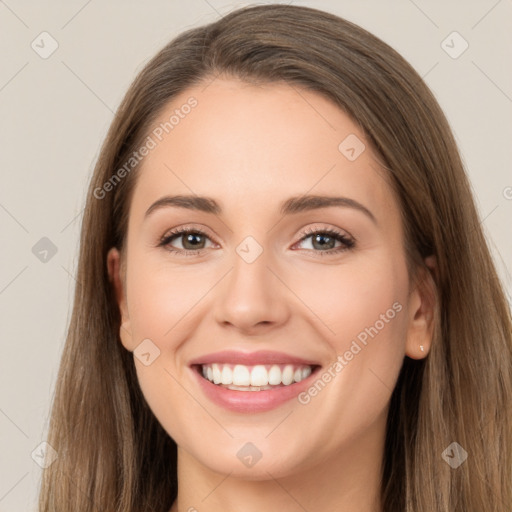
[{"x1": 189, "y1": 350, "x2": 320, "y2": 367}]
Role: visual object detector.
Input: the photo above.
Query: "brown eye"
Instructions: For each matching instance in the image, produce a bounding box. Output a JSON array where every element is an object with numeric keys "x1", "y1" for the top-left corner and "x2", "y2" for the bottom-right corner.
[{"x1": 159, "y1": 228, "x2": 215, "y2": 255}]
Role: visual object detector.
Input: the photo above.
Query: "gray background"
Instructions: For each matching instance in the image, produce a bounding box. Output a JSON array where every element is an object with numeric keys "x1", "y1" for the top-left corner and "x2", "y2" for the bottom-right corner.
[{"x1": 0, "y1": 1, "x2": 511, "y2": 510}]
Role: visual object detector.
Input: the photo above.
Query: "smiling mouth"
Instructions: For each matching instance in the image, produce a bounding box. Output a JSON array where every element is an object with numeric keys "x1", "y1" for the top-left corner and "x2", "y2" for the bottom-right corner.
[{"x1": 193, "y1": 363, "x2": 320, "y2": 391}]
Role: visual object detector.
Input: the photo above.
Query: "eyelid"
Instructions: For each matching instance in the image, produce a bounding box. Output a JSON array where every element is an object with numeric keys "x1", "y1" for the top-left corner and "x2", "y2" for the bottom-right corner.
[
  {"x1": 158, "y1": 223, "x2": 219, "y2": 245},
  {"x1": 295, "y1": 223, "x2": 355, "y2": 243}
]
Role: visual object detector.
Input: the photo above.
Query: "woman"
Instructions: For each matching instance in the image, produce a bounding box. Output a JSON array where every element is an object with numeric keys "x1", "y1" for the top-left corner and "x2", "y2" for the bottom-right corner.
[{"x1": 38, "y1": 4, "x2": 512, "y2": 511}]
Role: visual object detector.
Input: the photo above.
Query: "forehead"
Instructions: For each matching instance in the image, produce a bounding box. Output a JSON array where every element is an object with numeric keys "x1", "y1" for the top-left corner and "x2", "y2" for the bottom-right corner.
[{"x1": 130, "y1": 78, "x2": 395, "y2": 221}]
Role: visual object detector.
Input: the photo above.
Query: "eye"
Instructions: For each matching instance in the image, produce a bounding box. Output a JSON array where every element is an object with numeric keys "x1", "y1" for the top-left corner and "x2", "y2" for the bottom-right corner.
[
  {"x1": 293, "y1": 227, "x2": 355, "y2": 256},
  {"x1": 158, "y1": 226, "x2": 216, "y2": 256},
  {"x1": 158, "y1": 225, "x2": 355, "y2": 257}
]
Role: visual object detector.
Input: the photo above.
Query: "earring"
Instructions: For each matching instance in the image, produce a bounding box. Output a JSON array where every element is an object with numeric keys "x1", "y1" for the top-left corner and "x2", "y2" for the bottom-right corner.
[{"x1": 420, "y1": 345, "x2": 425, "y2": 352}]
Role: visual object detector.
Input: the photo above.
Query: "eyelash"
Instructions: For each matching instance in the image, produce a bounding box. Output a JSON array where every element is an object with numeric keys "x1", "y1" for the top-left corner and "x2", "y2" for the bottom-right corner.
[{"x1": 157, "y1": 225, "x2": 355, "y2": 258}]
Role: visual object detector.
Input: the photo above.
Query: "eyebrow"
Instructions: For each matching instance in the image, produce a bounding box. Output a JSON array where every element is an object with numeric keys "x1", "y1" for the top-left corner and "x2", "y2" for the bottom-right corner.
[{"x1": 144, "y1": 194, "x2": 377, "y2": 224}]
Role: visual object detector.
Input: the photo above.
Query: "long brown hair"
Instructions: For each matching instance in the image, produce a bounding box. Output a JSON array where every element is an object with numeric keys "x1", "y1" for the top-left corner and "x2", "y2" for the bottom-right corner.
[{"x1": 38, "y1": 5, "x2": 512, "y2": 511}]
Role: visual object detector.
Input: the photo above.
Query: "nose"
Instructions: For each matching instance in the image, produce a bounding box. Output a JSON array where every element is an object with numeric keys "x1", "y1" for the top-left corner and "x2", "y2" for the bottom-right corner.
[{"x1": 213, "y1": 246, "x2": 291, "y2": 335}]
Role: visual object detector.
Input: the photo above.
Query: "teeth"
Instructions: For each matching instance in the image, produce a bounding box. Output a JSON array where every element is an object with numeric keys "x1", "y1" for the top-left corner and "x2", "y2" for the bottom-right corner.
[
  {"x1": 250, "y1": 365, "x2": 268, "y2": 386},
  {"x1": 282, "y1": 365, "x2": 294, "y2": 385},
  {"x1": 301, "y1": 366, "x2": 312, "y2": 380},
  {"x1": 268, "y1": 365, "x2": 281, "y2": 385},
  {"x1": 221, "y1": 365, "x2": 233, "y2": 385},
  {"x1": 212, "y1": 363, "x2": 221, "y2": 384},
  {"x1": 232, "y1": 365, "x2": 250, "y2": 386},
  {"x1": 200, "y1": 363, "x2": 314, "y2": 388}
]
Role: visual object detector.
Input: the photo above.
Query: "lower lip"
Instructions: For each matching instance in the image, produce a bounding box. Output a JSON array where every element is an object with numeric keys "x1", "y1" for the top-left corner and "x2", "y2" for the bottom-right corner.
[{"x1": 191, "y1": 366, "x2": 319, "y2": 413}]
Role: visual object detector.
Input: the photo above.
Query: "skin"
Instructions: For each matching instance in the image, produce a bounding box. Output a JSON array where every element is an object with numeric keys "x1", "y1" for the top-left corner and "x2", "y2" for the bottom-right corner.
[{"x1": 107, "y1": 77, "x2": 435, "y2": 512}]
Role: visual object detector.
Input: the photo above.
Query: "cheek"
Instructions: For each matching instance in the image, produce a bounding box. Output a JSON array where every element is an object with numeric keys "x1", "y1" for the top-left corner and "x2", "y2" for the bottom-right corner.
[
  {"x1": 284, "y1": 269, "x2": 408, "y2": 455},
  {"x1": 124, "y1": 258, "x2": 206, "y2": 441},
  {"x1": 126, "y1": 245, "x2": 410, "y2": 366},
  {"x1": 291, "y1": 253, "x2": 409, "y2": 353},
  {"x1": 125, "y1": 255, "x2": 212, "y2": 344},
  {"x1": 289, "y1": 253, "x2": 410, "y2": 418}
]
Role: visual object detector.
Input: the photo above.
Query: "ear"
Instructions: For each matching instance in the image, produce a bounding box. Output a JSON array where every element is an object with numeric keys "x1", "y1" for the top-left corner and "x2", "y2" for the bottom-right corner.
[
  {"x1": 107, "y1": 247, "x2": 134, "y2": 352},
  {"x1": 405, "y1": 255, "x2": 437, "y2": 360}
]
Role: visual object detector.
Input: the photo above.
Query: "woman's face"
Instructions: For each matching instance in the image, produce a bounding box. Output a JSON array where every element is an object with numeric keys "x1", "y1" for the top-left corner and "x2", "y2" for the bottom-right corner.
[{"x1": 108, "y1": 77, "x2": 431, "y2": 479}]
